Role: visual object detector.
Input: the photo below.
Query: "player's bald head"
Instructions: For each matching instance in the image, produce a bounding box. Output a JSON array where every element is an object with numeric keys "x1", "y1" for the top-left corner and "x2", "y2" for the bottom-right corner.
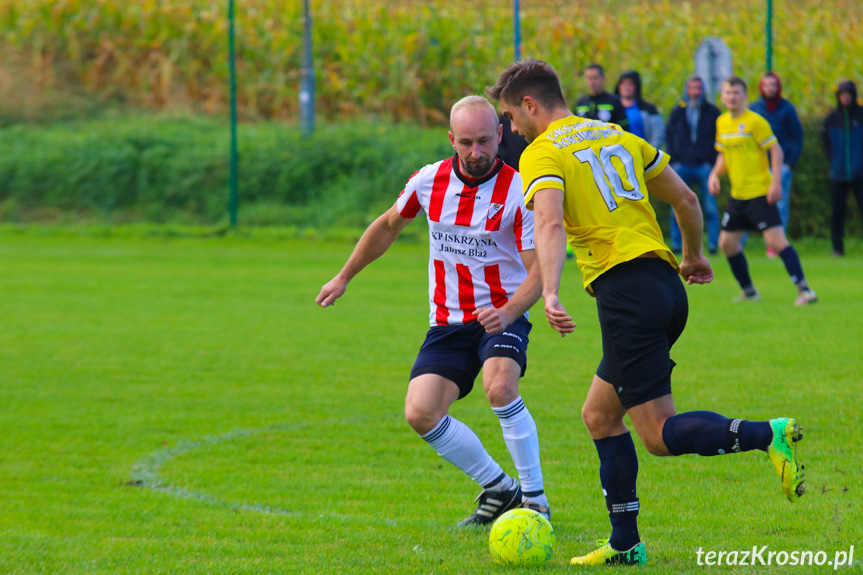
[
  {"x1": 450, "y1": 95, "x2": 499, "y2": 131},
  {"x1": 448, "y1": 96, "x2": 501, "y2": 178}
]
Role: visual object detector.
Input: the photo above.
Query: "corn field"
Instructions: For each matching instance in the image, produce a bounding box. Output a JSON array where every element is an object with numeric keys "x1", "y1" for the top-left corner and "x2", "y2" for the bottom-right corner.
[{"x1": 1, "y1": 0, "x2": 861, "y2": 124}]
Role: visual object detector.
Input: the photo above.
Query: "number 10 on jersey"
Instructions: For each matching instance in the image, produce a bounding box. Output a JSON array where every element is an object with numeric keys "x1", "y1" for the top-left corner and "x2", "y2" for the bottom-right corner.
[{"x1": 574, "y1": 144, "x2": 644, "y2": 211}]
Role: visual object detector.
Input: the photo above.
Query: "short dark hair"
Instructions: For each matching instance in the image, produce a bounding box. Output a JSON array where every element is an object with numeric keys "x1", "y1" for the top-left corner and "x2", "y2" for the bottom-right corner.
[
  {"x1": 723, "y1": 75, "x2": 748, "y2": 92},
  {"x1": 585, "y1": 63, "x2": 605, "y2": 77},
  {"x1": 486, "y1": 58, "x2": 568, "y2": 110}
]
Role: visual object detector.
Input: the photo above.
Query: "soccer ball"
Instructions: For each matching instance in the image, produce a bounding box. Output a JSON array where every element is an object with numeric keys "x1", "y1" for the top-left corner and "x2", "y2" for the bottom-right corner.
[{"x1": 488, "y1": 508, "x2": 555, "y2": 566}]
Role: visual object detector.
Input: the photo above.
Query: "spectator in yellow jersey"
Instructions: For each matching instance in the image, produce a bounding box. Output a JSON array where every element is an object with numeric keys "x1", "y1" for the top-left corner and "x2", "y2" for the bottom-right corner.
[
  {"x1": 708, "y1": 76, "x2": 817, "y2": 306},
  {"x1": 488, "y1": 59, "x2": 805, "y2": 567}
]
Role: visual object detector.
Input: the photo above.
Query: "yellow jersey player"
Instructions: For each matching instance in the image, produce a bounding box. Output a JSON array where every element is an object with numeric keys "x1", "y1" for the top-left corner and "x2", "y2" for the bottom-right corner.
[
  {"x1": 488, "y1": 59, "x2": 805, "y2": 567},
  {"x1": 708, "y1": 76, "x2": 817, "y2": 305}
]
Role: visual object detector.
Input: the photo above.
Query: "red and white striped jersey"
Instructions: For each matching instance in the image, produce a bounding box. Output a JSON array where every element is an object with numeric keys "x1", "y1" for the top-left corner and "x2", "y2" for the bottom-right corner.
[{"x1": 396, "y1": 157, "x2": 535, "y2": 327}]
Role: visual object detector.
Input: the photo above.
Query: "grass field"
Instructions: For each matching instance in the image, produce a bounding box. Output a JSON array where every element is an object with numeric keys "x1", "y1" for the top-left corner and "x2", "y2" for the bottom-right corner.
[{"x1": 1, "y1": 227, "x2": 860, "y2": 574}]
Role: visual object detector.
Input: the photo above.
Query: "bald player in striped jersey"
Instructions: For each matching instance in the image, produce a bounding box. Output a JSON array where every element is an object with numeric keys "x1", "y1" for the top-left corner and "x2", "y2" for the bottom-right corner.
[
  {"x1": 316, "y1": 95, "x2": 550, "y2": 527},
  {"x1": 488, "y1": 59, "x2": 805, "y2": 566}
]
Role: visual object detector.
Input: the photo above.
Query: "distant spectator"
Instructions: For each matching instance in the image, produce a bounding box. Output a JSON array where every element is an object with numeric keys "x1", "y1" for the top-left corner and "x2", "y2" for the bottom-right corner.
[
  {"x1": 615, "y1": 70, "x2": 665, "y2": 148},
  {"x1": 498, "y1": 114, "x2": 528, "y2": 171},
  {"x1": 822, "y1": 80, "x2": 863, "y2": 257},
  {"x1": 666, "y1": 74, "x2": 722, "y2": 254},
  {"x1": 575, "y1": 64, "x2": 630, "y2": 130},
  {"x1": 749, "y1": 73, "x2": 804, "y2": 258}
]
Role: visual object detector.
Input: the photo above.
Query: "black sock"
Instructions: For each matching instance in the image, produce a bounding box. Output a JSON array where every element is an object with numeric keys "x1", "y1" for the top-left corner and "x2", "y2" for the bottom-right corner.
[
  {"x1": 778, "y1": 246, "x2": 807, "y2": 289},
  {"x1": 739, "y1": 420, "x2": 774, "y2": 452},
  {"x1": 662, "y1": 412, "x2": 773, "y2": 456},
  {"x1": 594, "y1": 433, "x2": 640, "y2": 551},
  {"x1": 727, "y1": 252, "x2": 755, "y2": 292}
]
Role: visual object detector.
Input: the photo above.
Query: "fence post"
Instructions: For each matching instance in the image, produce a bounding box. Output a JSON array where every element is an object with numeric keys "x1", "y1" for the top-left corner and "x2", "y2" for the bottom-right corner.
[
  {"x1": 766, "y1": 0, "x2": 773, "y2": 71},
  {"x1": 513, "y1": 0, "x2": 521, "y2": 61},
  {"x1": 228, "y1": 0, "x2": 239, "y2": 227},
  {"x1": 300, "y1": 0, "x2": 315, "y2": 137}
]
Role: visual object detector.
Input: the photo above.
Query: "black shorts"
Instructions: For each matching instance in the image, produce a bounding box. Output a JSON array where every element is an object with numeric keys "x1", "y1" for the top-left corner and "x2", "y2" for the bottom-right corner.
[
  {"x1": 721, "y1": 196, "x2": 783, "y2": 232},
  {"x1": 592, "y1": 258, "x2": 688, "y2": 409},
  {"x1": 409, "y1": 316, "x2": 531, "y2": 399}
]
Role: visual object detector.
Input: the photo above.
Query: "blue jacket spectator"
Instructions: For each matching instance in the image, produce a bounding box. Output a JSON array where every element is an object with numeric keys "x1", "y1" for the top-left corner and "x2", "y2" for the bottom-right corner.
[
  {"x1": 614, "y1": 70, "x2": 665, "y2": 149},
  {"x1": 750, "y1": 73, "x2": 804, "y2": 168},
  {"x1": 749, "y1": 72, "x2": 804, "y2": 235}
]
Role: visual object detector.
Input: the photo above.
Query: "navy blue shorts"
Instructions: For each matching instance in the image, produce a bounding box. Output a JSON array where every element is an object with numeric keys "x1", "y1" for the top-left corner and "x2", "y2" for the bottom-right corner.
[
  {"x1": 592, "y1": 258, "x2": 688, "y2": 409},
  {"x1": 722, "y1": 196, "x2": 783, "y2": 232},
  {"x1": 409, "y1": 315, "x2": 532, "y2": 399}
]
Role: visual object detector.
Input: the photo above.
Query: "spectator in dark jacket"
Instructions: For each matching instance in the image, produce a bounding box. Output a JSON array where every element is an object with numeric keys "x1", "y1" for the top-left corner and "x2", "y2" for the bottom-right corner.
[
  {"x1": 575, "y1": 64, "x2": 630, "y2": 130},
  {"x1": 615, "y1": 70, "x2": 665, "y2": 149},
  {"x1": 750, "y1": 72, "x2": 804, "y2": 240},
  {"x1": 822, "y1": 80, "x2": 863, "y2": 256},
  {"x1": 497, "y1": 114, "x2": 528, "y2": 171},
  {"x1": 666, "y1": 74, "x2": 721, "y2": 254}
]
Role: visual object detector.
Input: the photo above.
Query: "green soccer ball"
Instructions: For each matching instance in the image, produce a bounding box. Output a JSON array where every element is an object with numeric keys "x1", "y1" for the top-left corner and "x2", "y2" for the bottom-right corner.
[{"x1": 488, "y1": 508, "x2": 555, "y2": 566}]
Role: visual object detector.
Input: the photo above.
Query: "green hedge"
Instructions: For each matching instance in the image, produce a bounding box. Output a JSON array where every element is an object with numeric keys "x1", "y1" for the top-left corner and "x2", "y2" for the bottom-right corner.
[
  {"x1": 0, "y1": 115, "x2": 451, "y2": 228},
  {"x1": 0, "y1": 115, "x2": 859, "y2": 239}
]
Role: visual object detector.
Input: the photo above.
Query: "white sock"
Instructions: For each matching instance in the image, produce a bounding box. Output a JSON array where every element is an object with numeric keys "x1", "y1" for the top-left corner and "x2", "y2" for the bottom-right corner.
[
  {"x1": 524, "y1": 492, "x2": 549, "y2": 508},
  {"x1": 484, "y1": 473, "x2": 517, "y2": 492},
  {"x1": 493, "y1": 396, "x2": 544, "y2": 495},
  {"x1": 421, "y1": 415, "x2": 506, "y2": 488}
]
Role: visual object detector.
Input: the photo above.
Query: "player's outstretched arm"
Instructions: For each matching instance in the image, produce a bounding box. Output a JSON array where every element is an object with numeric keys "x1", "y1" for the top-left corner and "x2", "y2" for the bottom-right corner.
[
  {"x1": 708, "y1": 153, "x2": 726, "y2": 196},
  {"x1": 315, "y1": 204, "x2": 413, "y2": 307},
  {"x1": 475, "y1": 249, "x2": 542, "y2": 334},
  {"x1": 646, "y1": 166, "x2": 714, "y2": 285},
  {"x1": 532, "y1": 188, "x2": 577, "y2": 336}
]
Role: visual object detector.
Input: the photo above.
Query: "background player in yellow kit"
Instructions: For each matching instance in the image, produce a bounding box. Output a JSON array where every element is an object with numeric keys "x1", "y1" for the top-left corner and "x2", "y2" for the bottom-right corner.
[{"x1": 708, "y1": 76, "x2": 817, "y2": 305}]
